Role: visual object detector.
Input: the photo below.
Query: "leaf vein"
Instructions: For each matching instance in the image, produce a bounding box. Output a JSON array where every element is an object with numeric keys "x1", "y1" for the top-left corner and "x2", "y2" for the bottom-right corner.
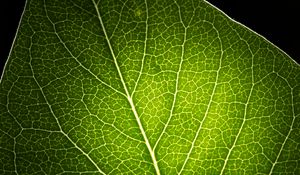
[
  {"x1": 131, "y1": 0, "x2": 149, "y2": 97},
  {"x1": 44, "y1": 2, "x2": 126, "y2": 98},
  {"x1": 268, "y1": 73, "x2": 296, "y2": 175},
  {"x1": 92, "y1": 0, "x2": 160, "y2": 174},
  {"x1": 153, "y1": 0, "x2": 186, "y2": 151},
  {"x1": 220, "y1": 35, "x2": 255, "y2": 174},
  {"x1": 178, "y1": 23, "x2": 224, "y2": 174}
]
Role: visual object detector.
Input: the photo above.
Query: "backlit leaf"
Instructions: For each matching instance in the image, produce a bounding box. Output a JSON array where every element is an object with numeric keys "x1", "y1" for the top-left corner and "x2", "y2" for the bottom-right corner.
[{"x1": 1, "y1": 0, "x2": 299, "y2": 174}]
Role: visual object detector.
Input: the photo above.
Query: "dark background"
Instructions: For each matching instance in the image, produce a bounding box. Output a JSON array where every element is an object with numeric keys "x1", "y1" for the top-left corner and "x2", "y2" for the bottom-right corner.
[{"x1": 0, "y1": 0, "x2": 299, "y2": 75}]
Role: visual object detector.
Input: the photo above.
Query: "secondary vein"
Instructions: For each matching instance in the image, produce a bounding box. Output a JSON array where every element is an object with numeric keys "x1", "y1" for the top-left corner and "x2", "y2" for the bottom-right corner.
[
  {"x1": 220, "y1": 36, "x2": 254, "y2": 175},
  {"x1": 269, "y1": 73, "x2": 296, "y2": 175},
  {"x1": 35, "y1": 2, "x2": 107, "y2": 174},
  {"x1": 92, "y1": 1, "x2": 160, "y2": 174},
  {"x1": 178, "y1": 24, "x2": 224, "y2": 174},
  {"x1": 153, "y1": 0, "x2": 186, "y2": 151},
  {"x1": 131, "y1": 0, "x2": 148, "y2": 97}
]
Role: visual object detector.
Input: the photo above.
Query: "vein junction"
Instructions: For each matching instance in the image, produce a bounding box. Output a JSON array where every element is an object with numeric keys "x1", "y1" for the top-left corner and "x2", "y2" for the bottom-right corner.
[{"x1": 92, "y1": 0, "x2": 160, "y2": 174}]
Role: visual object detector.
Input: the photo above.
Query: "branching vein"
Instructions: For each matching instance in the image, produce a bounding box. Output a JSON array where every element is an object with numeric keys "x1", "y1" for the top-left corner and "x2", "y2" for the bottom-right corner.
[
  {"x1": 178, "y1": 24, "x2": 224, "y2": 174},
  {"x1": 153, "y1": 0, "x2": 186, "y2": 151},
  {"x1": 92, "y1": 0, "x2": 160, "y2": 174}
]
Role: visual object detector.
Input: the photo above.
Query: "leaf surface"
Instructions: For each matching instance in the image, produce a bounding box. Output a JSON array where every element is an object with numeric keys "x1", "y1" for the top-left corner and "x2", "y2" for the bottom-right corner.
[{"x1": 0, "y1": 0, "x2": 299, "y2": 174}]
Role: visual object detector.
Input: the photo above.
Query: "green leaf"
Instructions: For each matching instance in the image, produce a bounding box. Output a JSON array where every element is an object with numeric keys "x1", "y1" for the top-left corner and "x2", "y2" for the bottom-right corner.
[{"x1": 1, "y1": 0, "x2": 299, "y2": 174}]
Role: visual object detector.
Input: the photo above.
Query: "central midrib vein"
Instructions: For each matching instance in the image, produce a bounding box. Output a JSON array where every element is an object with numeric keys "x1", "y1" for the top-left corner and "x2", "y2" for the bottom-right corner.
[{"x1": 92, "y1": 1, "x2": 161, "y2": 174}]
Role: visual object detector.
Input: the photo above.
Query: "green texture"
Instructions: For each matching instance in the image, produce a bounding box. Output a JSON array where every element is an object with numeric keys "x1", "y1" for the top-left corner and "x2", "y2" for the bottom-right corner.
[{"x1": 1, "y1": 0, "x2": 299, "y2": 174}]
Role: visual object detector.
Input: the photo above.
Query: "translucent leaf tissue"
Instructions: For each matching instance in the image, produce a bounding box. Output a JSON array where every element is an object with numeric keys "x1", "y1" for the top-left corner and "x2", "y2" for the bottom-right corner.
[{"x1": 0, "y1": 0, "x2": 299, "y2": 174}]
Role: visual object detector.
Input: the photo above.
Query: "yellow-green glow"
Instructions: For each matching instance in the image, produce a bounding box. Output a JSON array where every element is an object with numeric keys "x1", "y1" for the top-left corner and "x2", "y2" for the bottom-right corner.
[{"x1": 0, "y1": 0, "x2": 299, "y2": 174}]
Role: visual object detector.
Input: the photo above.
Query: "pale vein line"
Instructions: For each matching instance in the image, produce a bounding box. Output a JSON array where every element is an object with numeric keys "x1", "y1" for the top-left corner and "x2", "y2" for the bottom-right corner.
[
  {"x1": 269, "y1": 74, "x2": 295, "y2": 175},
  {"x1": 220, "y1": 37, "x2": 254, "y2": 175},
  {"x1": 28, "y1": 47, "x2": 106, "y2": 175},
  {"x1": 6, "y1": 79, "x2": 26, "y2": 175},
  {"x1": 6, "y1": 81, "x2": 22, "y2": 175},
  {"x1": 131, "y1": 0, "x2": 148, "y2": 97},
  {"x1": 30, "y1": 76, "x2": 105, "y2": 174},
  {"x1": 44, "y1": 2, "x2": 126, "y2": 98},
  {"x1": 13, "y1": 137, "x2": 18, "y2": 175},
  {"x1": 178, "y1": 25, "x2": 223, "y2": 174},
  {"x1": 0, "y1": 0, "x2": 27, "y2": 81},
  {"x1": 92, "y1": 1, "x2": 160, "y2": 174},
  {"x1": 71, "y1": 0, "x2": 97, "y2": 17},
  {"x1": 153, "y1": 0, "x2": 186, "y2": 151},
  {"x1": 21, "y1": 2, "x2": 107, "y2": 174},
  {"x1": 81, "y1": 98, "x2": 143, "y2": 143},
  {"x1": 109, "y1": 0, "x2": 129, "y2": 40}
]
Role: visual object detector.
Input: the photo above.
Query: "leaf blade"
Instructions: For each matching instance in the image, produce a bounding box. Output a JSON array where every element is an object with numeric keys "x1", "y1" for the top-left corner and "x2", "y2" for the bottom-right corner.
[{"x1": 1, "y1": 0, "x2": 299, "y2": 174}]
